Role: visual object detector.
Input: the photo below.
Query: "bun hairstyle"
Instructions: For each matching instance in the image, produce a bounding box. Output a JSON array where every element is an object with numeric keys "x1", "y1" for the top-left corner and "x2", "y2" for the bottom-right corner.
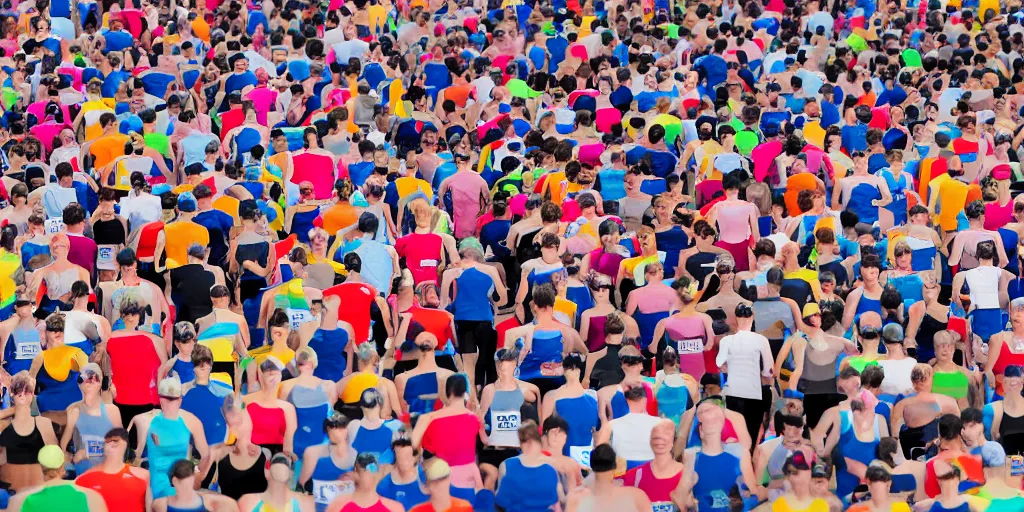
[
  {"x1": 334, "y1": 177, "x2": 354, "y2": 201},
  {"x1": 604, "y1": 312, "x2": 625, "y2": 336},
  {"x1": 675, "y1": 276, "x2": 697, "y2": 304}
]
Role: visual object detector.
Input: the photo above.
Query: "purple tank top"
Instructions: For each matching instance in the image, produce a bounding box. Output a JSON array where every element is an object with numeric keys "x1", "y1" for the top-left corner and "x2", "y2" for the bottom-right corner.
[
  {"x1": 590, "y1": 249, "x2": 625, "y2": 280},
  {"x1": 664, "y1": 315, "x2": 707, "y2": 380},
  {"x1": 586, "y1": 315, "x2": 607, "y2": 352}
]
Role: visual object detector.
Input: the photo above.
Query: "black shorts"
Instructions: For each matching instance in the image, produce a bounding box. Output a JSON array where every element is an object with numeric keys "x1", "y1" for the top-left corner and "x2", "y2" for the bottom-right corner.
[
  {"x1": 393, "y1": 355, "x2": 459, "y2": 377},
  {"x1": 455, "y1": 320, "x2": 495, "y2": 354},
  {"x1": 478, "y1": 446, "x2": 520, "y2": 468}
]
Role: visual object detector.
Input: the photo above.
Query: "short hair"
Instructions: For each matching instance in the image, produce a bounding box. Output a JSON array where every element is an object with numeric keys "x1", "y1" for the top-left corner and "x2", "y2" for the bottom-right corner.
[
  {"x1": 192, "y1": 344, "x2": 214, "y2": 367},
  {"x1": 860, "y1": 365, "x2": 884, "y2": 389}
]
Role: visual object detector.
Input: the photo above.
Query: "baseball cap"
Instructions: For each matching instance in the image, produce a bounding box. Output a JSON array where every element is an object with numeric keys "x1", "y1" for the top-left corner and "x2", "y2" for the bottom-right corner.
[
  {"x1": 992, "y1": 164, "x2": 1013, "y2": 181},
  {"x1": 158, "y1": 375, "x2": 183, "y2": 399},
  {"x1": 425, "y1": 458, "x2": 451, "y2": 481},
  {"x1": 802, "y1": 302, "x2": 821, "y2": 318},
  {"x1": 177, "y1": 191, "x2": 198, "y2": 212},
  {"x1": 270, "y1": 452, "x2": 293, "y2": 470},
  {"x1": 38, "y1": 445, "x2": 65, "y2": 469},
  {"x1": 882, "y1": 323, "x2": 904, "y2": 344},
  {"x1": 1011, "y1": 455, "x2": 1024, "y2": 476},
  {"x1": 812, "y1": 461, "x2": 833, "y2": 479},
  {"x1": 982, "y1": 441, "x2": 1008, "y2": 468}
]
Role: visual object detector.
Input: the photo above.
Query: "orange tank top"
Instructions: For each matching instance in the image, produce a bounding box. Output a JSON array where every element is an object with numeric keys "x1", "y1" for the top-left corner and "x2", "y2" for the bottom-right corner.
[
  {"x1": 164, "y1": 220, "x2": 210, "y2": 269},
  {"x1": 75, "y1": 464, "x2": 148, "y2": 512}
]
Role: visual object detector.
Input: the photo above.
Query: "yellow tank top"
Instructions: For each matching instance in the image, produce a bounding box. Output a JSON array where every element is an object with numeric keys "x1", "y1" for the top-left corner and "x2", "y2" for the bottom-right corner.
[
  {"x1": 250, "y1": 345, "x2": 296, "y2": 367},
  {"x1": 81, "y1": 101, "x2": 112, "y2": 142},
  {"x1": 341, "y1": 372, "x2": 379, "y2": 403},
  {"x1": 936, "y1": 178, "x2": 969, "y2": 232},
  {"x1": 164, "y1": 220, "x2": 210, "y2": 269},
  {"x1": 771, "y1": 496, "x2": 830, "y2": 512}
]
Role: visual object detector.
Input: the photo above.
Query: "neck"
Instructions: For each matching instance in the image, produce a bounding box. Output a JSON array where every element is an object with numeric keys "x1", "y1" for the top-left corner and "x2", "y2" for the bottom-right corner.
[
  {"x1": 650, "y1": 452, "x2": 677, "y2": 470},
  {"x1": 102, "y1": 456, "x2": 126, "y2": 472},
  {"x1": 430, "y1": 494, "x2": 451, "y2": 508},
  {"x1": 266, "y1": 479, "x2": 290, "y2": 499},
  {"x1": 594, "y1": 471, "x2": 617, "y2": 491},
  {"x1": 83, "y1": 393, "x2": 101, "y2": 408}
]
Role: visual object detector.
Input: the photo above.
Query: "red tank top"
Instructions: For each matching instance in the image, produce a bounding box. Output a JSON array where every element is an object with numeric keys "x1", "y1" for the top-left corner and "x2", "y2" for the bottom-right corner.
[
  {"x1": 76, "y1": 465, "x2": 148, "y2": 512},
  {"x1": 135, "y1": 222, "x2": 164, "y2": 259},
  {"x1": 620, "y1": 461, "x2": 683, "y2": 506},
  {"x1": 421, "y1": 413, "x2": 481, "y2": 466},
  {"x1": 325, "y1": 282, "x2": 378, "y2": 344},
  {"x1": 993, "y1": 340, "x2": 1024, "y2": 396},
  {"x1": 247, "y1": 402, "x2": 286, "y2": 446},
  {"x1": 107, "y1": 333, "x2": 161, "y2": 405},
  {"x1": 395, "y1": 233, "x2": 443, "y2": 284}
]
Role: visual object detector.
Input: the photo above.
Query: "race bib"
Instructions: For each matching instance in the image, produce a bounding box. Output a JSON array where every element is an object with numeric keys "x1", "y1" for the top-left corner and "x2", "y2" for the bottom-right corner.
[
  {"x1": 652, "y1": 502, "x2": 679, "y2": 512},
  {"x1": 96, "y1": 245, "x2": 117, "y2": 271},
  {"x1": 15, "y1": 341, "x2": 40, "y2": 359},
  {"x1": 82, "y1": 434, "x2": 104, "y2": 457},
  {"x1": 420, "y1": 259, "x2": 439, "y2": 268},
  {"x1": 569, "y1": 445, "x2": 593, "y2": 468},
  {"x1": 490, "y1": 410, "x2": 520, "y2": 433},
  {"x1": 45, "y1": 218, "x2": 65, "y2": 234},
  {"x1": 540, "y1": 361, "x2": 564, "y2": 377},
  {"x1": 677, "y1": 338, "x2": 704, "y2": 354},
  {"x1": 312, "y1": 479, "x2": 355, "y2": 505},
  {"x1": 746, "y1": 272, "x2": 767, "y2": 287},
  {"x1": 286, "y1": 308, "x2": 314, "y2": 330}
]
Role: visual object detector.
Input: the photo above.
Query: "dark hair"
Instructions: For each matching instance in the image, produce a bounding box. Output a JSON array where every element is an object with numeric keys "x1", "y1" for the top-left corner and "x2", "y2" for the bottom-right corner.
[
  {"x1": 169, "y1": 459, "x2": 196, "y2": 481},
  {"x1": 62, "y1": 203, "x2": 86, "y2": 226},
  {"x1": 860, "y1": 365, "x2": 885, "y2": 389},
  {"x1": 938, "y1": 413, "x2": 963, "y2": 441},
  {"x1": 267, "y1": 309, "x2": 290, "y2": 330},
  {"x1": 533, "y1": 283, "x2": 557, "y2": 308},
  {"x1": 357, "y1": 212, "x2": 379, "y2": 235},
  {"x1": 445, "y1": 374, "x2": 469, "y2": 398},
  {"x1": 344, "y1": 252, "x2": 362, "y2": 273}
]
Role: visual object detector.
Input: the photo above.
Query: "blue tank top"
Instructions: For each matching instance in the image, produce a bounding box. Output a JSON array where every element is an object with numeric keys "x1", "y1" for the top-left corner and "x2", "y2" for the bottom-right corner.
[
  {"x1": 610, "y1": 389, "x2": 629, "y2": 419},
  {"x1": 519, "y1": 329, "x2": 564, "y2": 381},
  {"x1": 167, "y1": 497, "x2": 206, "y2": 512},
  {"x1": 376, "y1": 471, "x2": 429, "y2": 511},
  {"x1": 566, "y1": 285, "x2": 594, "y2": 326},
  {"x1": 290, "y1": 208, "x2": 319, "y2": 244},
  {"x1": 453, "y1": 267, "x2": 495, "y2": 322},
  {"x1": 2, "y1": 323, "x2": 41, "y2": 375},
  {"x1": 147, "y1": 415, "x2": 193, "y2": 499},
  {"x1": 181, "y1": 382, "x2": 231, "y2": 447},
  {"x1": 234, "y1": 127, "x2": 262, "y2": 157},
  {"x1": 878, "y1": 168, "x2": 909, "y2": 226},
  {"x1": 855, "y1": 294, "x2": 882, "y2": 318},
  {"x1": 927, "y1": 501, "x2": 970, "y2": 512},
  {"x1": 403, "y1": 372, "x2": 439, "y2": 416},
  {"x1": 554, "y1": 394, "x2": 599, "y2": 456},
  {"x1": 351, "y1": 422, "x2": 396, "y2": 465},
  {"x1": 835, "y1": 415, "x2": 881, "y2": 499},
  {"x1": 495, "y1": 457, "x2": 560, "y2": 512},
  {"x1": 692, "y1": 451, "x2": 743, "y2": 512},
  {"x1": 598, "y1": 169, "x2": 627, "y2": 201},
  {"x1": 655, "y1": 378, "x2": 693, "y2": 425},
  {"x1": 288, "y1": 383, "x2": 331, "y2": 459},
  {"x1": 634, "y1": 310, "x2": 671, "y2": 352},
  {"x1": 847, "y1": 182, "x2": 883, "y2": 225},
  {"x1": 72, "y1": 403, "x2": 113, "y2": 475},
  {"x1": 353, "y1": 239, "x2": 393, "y2": 295},
  {"x1": 168, "y1": 358, "x2": 195, "y2": 384},
  {"x1": 36, "y1": 362, "x2": 81, "y2": 413},
  {"x1": 310, "y1": 449, "x2": 354, "y2": 512},
  {"x1": 656, "y1": 227, "x2": 688, "y2": 277},
  {"x1": 1001, "y1": 228, "x2": 1020, "y2": 276},
  {"x1": 308, "y1": 328, "x2": 349, "y2": 382},
  {"x1": 887, "y1": 274, "x2": 924, "y2": 309}
]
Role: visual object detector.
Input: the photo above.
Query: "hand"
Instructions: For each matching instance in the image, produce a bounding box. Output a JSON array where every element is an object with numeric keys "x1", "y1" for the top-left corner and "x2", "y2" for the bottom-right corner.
[
  {"x1": 72, "y1": 450, "x2": 88, "y2": 463},
  {"x1": 871, "y1": 199, "x2": 880, "y2": 207},
  {"x1": 242, "y1": 260, "x2": 259, "y2": 272}
]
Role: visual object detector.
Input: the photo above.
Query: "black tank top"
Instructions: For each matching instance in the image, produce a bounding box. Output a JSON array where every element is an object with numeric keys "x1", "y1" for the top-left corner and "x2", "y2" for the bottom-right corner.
[
  {"x1": 590, "y1": 344, "x2": 625, "y2": 390},
  {"x1": 92, "y1": 217, "x2": 126, "y2": 245},
  {"x1": 1001, "y1": 410, "x2": 1024, "y2": 456},
  {"x1": 916, "y1": 312, "x2": 948, "y2": 361},
  {"x1": 685, "y1": 251, "x2": 717, "y2": 288},
  {"x1": 0, "y1": 420, "x2": 44, "y2": 464},
  {"x1": 216, "y1": 451, "x2": 268, "y2": 500}
]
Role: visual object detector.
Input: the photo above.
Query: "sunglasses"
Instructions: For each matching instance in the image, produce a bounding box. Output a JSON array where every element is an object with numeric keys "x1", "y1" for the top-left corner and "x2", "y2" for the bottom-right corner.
[
  {"x1": 589, "y1": 284, "x2": 615, "y2": 291},
  {"x1": 159, "y1": 394, "x2": 181, "y2": 401},
  {"x1": 77, "y1": 374, "x2": 101, "y2": 384},
  {"x1": 620, "y1": 355, "x2": 645, "y2": 366},
  {"x1": 860, "y1": 328, "x2": 880, "y2": 339}
]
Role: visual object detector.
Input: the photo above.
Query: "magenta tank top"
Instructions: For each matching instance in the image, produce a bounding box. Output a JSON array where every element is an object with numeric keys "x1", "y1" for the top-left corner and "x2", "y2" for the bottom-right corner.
[
  {"x1": 985, "y1": 200, "x2": 1013, "y2": 231},
  {"x1": 664, "y1": 315, "x2": 707, "y2": 380},
  {"x1": 586, "y1": 315, "x2": 607, "y2": 351},
  {"x1": 589, "y1": 248, "x2": 625, "y2": 280}
]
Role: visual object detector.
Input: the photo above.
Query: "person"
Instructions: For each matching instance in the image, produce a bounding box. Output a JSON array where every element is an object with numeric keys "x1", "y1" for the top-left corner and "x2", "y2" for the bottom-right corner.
[
  {"x1": 680, "y1": 398, "x2": 766, "y2": 511},
  {"x1": 297, "y1": 412, "x2": 356, "y2": 512},
  {"x1": 716, "y1": 302, "x2": 773, "y2": 446},
  {"x1": 0, "y1": 298, "x2": 44, "y2": 379},
  {"x1": 60, "y1": 362, "x2": 123, "y2": 476},
  {"x1": 5, "y1": 445, "x2": 109, "y2": 512},
  {"x1": 106, "y1": 300, "x2": 167, "y2": 430},
  {"x1": 504, "y1": 282, "x2": 588, "y2": 396},
  {"x1": 845, "y1": 465, "x2": 911, "y2": 512},
  {"x1": 565, "y1": 444, "x2": 653, "y2": 512},
  {"x1": 243, "y1": 359, "x2": 298, "y2": 456},
  {"x1": 29, "y1": 312, "x2": 89, "y2": 425},
  {"x1": 753, "y1": 452, "x2": 831, "y2": 512},
  {"x1": 477, "y1": 347, "x2": 541, "y2": 487},
  {"x1": 149, "y1": 459, "x2": 238, "y2": 512},
  {"x1": 649, "y1": 276, "x2": 714, "y2": 381},
  {"x1": 975, "y1": 443, "x2": 1024, "y2": 507},
  {"x1": 596, "y1": 381, "x2": 662, "y2": 469},
  {"x1": 540, "y1": 352, "x2": 600, "y2": 468},
  {"x1": 132, "y1": 375, "x2": 211, "y2": 500},
  {"x1": 494, "y1": 421, "x2": 561, "y2": 512},
  {"x1": 411, "y1": 373, "x2": 484, "y2": 492},
  {"x1": 0, "y1": 372, "x2": 59, "y2": 491},
  {"x1": 337, "y1": 343, "x2": 400, "y2": 420},
  {"x1": 891, "y1": 365, "x2": 959, "y2": 460},
  {"x1": 619, "y1": 419, "x2": 685, "y2": 511},
  {"x1": 990, "y1": 364, "x2": 1024, "y2": 456},
  {"x1": 912, "y1": 459, "x2": 987, "y2": 512},
  {"x1": 280, "y1": 346, "x2": 338, "y2": 461},
  {"x1": 75, "y1": 428, "x2": 150, "y2": 512},
  {"x1": 210, "y1": 394, "x2": 270, "y2": 501}
]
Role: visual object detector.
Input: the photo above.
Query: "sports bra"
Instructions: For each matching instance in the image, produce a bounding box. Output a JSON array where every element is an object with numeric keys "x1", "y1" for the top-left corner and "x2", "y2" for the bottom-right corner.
[
  {"x1": 247, "y1": 402, "x2": 287, "y2": 447},
  {"x1": 0, "y1": 419, "x2": 44, "y2": 464}
]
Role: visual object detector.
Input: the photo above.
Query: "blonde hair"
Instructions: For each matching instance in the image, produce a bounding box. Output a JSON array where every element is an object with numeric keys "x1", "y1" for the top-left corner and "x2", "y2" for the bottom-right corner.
[
  {"x1": 10, "y1": 371, "x2": 35, "y2": 396},
  {"x1": 910, "y1": 364, "x2": 933, "y2": 391},
  {"x1": 933, "y1": 330, "x2": 961, "y2": 347},
  {"x1": 295, "y1": 346, "x2": 319, "y2": 369}
]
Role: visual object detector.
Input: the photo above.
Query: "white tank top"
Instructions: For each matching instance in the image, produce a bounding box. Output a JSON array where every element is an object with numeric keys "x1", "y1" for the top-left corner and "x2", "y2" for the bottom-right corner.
[
  {"x1": 611, "y1": 413, "x2": 660, "y2": 463},
  {"x1": 963, "y1": 265, "x2": 1002, "y2": 310},
  {"x1": 877, "y1": 357, "x2": 917, "y2": 396}
]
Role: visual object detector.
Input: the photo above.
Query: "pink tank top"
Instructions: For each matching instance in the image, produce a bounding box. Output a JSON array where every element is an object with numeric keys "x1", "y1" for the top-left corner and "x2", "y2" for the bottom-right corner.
[
  {"x1": 715, "y1": 201, "x2": 755, "y2": 244},
  {"x1": 985, "y1": 200, "x2": 1013, "y2": 231},
  {"x1": 623, "y1": 461, "x2": 683, "y2": 506},
  {"x1": 664, "y1": 315, "x2": 707, "y2": 380},
  {"x1": 589, "y1": 248, "x2": 624, "y2": 280}
]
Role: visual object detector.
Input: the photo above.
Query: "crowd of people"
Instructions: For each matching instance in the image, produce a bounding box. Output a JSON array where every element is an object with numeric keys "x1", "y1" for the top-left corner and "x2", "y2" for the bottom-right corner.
[{"x1": 1, "y1": 0, "x2": 1024, "y2": 510}]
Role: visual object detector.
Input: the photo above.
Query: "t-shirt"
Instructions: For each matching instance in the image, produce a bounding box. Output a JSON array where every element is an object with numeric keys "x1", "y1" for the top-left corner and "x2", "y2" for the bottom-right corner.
[
  {"x1": 409, "y1": 498, "x2": 474, "y2": 512},
  {"x1": 90, "y1": 133, "x2": 130, "y2": 170},
  {"x1": 320, "y1": 202, "x2": 359, "y2": 236},
  {"x1": 444, "y1": 172, "x2": 489, "y2": 239},
  {"x1": 193, "y1": 209, "x2": 235, "y2": 267}
]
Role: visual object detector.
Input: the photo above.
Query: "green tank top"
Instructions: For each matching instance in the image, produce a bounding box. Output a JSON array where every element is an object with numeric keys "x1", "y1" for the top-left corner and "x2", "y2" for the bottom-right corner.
[
  {"x1": 144, "y1": 132, "x2": 171, "y2": 158},
  {"x1": 931, "y1": 371, "x2": 969, "y2": 400},
  {"x1": 22, "y1": 484, "x2": 89, "y2": 512},
  {"x1": 847, "y1": 356, "x2": 880, "y2": 373}
]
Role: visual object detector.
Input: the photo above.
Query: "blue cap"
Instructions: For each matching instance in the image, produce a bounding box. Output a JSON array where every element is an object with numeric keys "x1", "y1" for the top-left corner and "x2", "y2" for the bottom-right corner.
[
  {"x1": 177, "y1": 191, "x2": 198, "y2": 212},
  {"x1": 783, "y1": 389, "x2": 805, "y2": 400},
  {"x1": 982, "y1": 441, "x2": 1007, "y2": 468},
  {"x1": 152, "y1": 183, "x2": 173, "y2": 196}
]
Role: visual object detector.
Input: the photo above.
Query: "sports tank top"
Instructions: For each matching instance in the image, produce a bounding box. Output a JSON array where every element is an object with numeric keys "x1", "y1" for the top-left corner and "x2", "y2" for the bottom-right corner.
[
  {"x1": 452, "y1": 267, "x2": 495, "y2": 322},
  {"x1": 3, "y1": 320, "x2": 42, "y2": 375},
  {"x1": 247, "y1": 402, "x2": 287, "y2": 447},
  {"x1": 692, "y1": 451, "x2": 743, "y2": 512},
  {"x1": 554, "y1": 393, "x2": 600, "y2": 465},
  {"x1": 351, "y1": 421, "x2": 396, "y2": 465},
  {"x1": 341, "y1": 373, "x2": 379, "y2": 404},
  {"x1": 1000, "y1": 409, "x2": 1024, "y2": 456},
  {"x1": 663, "y1": 316, "x2": 707, "y2": 380},
  {"x1": 0, "y1": 419, "x2": 44, "y2": 464},
  {"x1": 403, "y1": 372, "x2": 440, "y2": 416},
  {"x1": 964, "y1": 266, "x2": 1002, "y2": 310},
  {"x1": 338, "y1": 500, "x2": 393, "y2": 512},
  {"x1": 72, "y1": 404, "x2": 113, "y2": 474},
  {"x1": 589, "y1": 248, "x2": 625, "y2": 280},
  {"x1": 625, "y1": 462, "x2": 683, "y2": 511},
  {"x1": 108, "y1": 333, "x2": 161, "y2": 405},
  {"x1": 519, "y1": 329, "x2": 564, "y2": 381},
  {"x1": 611, "y1": 412, "x2": 661, "y2": 463},
  {"x1": 797, "y1": 335, "x2": 843, "y2": 395},
  {"x1": 76, "y1": 464, "x2": 148, "y2": 512},
  {"x1": 494, "y1": 457, "x2": 560, "y2": 512},
  {"x1": 421, "y1": 414, "x2": 480, "y2": 466},
  {"x1": 486, "y1": 387, "x2": 525, "y2": 448},
  {"x1": 22, "y1": 484, "x2": 90, "y2": 512},
  {"x1": 993, "y1": 341, "x2": 1024, "y2": 396},
  {"x1": 146, "y1": 415, "x2": 192, "y2": 499},
  {"x1": 216, "y1": 451, "x2": 268, "y2": 500},
  {"x1": 308, "y1": 328, "x2": 349, "y2": 382},
  {"x1": 181, "y1": 382, "x2": 231, "y2": 446},
  {"x1": 288, "y1": 383, "x2": 331, "y2": 457}
]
